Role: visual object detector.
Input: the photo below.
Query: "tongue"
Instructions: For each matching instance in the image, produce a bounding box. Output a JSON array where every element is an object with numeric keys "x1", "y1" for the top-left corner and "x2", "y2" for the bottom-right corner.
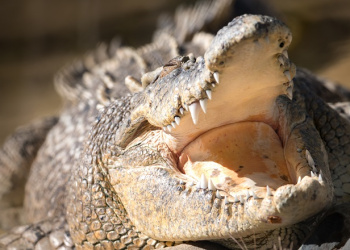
[{"x1": 178, "y1": 122, "x2": 291, "y2": 193}]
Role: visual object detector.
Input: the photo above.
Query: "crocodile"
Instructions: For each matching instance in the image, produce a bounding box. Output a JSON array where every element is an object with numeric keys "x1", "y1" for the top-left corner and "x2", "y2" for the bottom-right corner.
[{"x1": 1, "y1": 1, "x2": 350, "y2": 249}]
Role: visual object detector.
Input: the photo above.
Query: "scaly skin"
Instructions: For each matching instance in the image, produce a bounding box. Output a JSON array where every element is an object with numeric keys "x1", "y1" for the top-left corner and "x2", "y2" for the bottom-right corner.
[{"x1": 1, "y1": 3, "x2": 350, "y2": 249}]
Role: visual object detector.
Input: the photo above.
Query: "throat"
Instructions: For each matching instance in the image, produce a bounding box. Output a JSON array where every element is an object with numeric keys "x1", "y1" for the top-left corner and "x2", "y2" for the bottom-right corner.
[{"x1": 178, "y1": 122, "x2": 292, "y2": 194}]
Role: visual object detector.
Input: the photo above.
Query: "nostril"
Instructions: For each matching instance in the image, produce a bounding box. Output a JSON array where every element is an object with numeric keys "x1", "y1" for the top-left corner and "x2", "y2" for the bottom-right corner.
[{"x1": 279, "y1": 42, "x2": 285, "y2": 48}]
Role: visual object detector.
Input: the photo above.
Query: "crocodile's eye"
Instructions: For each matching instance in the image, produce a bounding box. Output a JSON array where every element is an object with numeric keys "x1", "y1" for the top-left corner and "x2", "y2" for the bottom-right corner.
[{"x1": 279, "y1": 42, "x2": 285, "y2": 48}]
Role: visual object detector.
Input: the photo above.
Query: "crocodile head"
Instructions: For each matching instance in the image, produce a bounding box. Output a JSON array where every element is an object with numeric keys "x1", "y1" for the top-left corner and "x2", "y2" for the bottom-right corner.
[{"x1": 92, "y1": 15, "x2": 334, "y2": 247}]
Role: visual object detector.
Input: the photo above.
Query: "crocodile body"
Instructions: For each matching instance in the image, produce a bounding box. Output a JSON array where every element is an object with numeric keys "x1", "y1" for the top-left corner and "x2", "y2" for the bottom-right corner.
[{"x1": 1, "y1": 1, "x2": 350, "y2": 249}]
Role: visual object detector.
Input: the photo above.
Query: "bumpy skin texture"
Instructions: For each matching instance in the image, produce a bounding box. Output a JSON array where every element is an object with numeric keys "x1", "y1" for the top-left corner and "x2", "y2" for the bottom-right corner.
[{"x1": 1, "y1": 1, "x2": 350, "y2": 249}]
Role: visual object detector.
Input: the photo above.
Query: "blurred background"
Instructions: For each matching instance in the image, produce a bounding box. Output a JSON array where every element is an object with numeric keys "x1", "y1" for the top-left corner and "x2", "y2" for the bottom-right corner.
[{"x1": 1, "y1": 0, "x2": 350, "y2": 143}]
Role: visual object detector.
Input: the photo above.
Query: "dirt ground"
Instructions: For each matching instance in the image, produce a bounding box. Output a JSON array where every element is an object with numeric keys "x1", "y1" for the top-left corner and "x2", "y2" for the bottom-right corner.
[{"x1": 1, "y1": 0, "x2": 350, "y2": 143}]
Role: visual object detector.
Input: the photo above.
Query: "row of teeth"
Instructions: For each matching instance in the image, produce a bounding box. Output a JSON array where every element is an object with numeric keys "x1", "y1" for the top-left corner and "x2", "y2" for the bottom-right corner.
[
  {"x1": 189, "y1": 170, "x2": 323, "y2": 204},
  {"x1": 162, "y1": 72, "x2": 219, "y2": 132}
]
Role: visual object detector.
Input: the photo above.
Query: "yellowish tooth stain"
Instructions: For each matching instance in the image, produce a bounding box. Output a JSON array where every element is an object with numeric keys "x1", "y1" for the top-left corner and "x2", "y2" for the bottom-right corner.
[{"x1": 179, "y1": 122, "x2": 291, "y2": 192}]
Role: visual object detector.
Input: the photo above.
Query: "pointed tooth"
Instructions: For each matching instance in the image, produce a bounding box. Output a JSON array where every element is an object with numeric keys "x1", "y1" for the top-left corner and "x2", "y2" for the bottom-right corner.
[
  {"x1": 163, "y1": 127, "x2": 167, "y2": 131},
  {"x1": 175, "y1": 116, "x2": 181, "y2": 125},
  {"x1": 183, "y1": 103, "x2": 188, "y2": 111},
  {"x1": 284, "y1": 70, "x2": 292, "y2": 81},
  {"x1": 208, "y1": 178, "x2": 216, "y2": 191},
  {"x1": 305, "y1": 150, "x2": 316, "y2": 168},
  {"x1": 213, "y1": 72, "x2": 220, "y2": 83},
  {"x1": 189, "y1": 102, "x2": 200, "y2": 125},
  {"x1": 224, "y1": 196, "x2": 229, "y2": 204},
  {"x1": 212, "y1": 84, "x2": 216, "y2": 88},
  {"x1": 206, "y1": 89, "x2": 212, "y2": 100},
  {"x1": 311, "y1": 171, "x2": 316, "y2": 177},
  {"x1": 234, "y1": 194, "x2": 239, "y2": 202},
  {"x1": 196, "y1": 181, "x2": 201, "y2": 189},
  {"x1": 179, "y1": 107, "x2": 184, "y2": 115},
  {"x1": 167, "y1": 125, "x2": 172, "y2": 132},
  {"x1": 282, "y1": 50, "x2": 288, "y2": 58},
  {"x1": 318, "y1": 173, "x2": 323, "y2": 182},
  {"x1": 240, "y1": 195, "x2": 244, "y2": 204},
  {"x1": 297, "y1": 176, "x2": 301, "y2": 184},
  {"x1": 199, "y1": 99, "x2": 207, "y2": 113},
  {"x1": 171, "y1": 121, "x2": 176, "y2": 128},
  {"x1": 278, "y1": 56, "x2": 284, "y2": 64},
  {"x1": 200, "y1": 174, "x2": 208, "y2": 189},
  {"x1": 216, "y1": 190, "x2": 221, "y2": 199},
  {"x1": 246, "y1": 190, "x2": 251, "y2": 199},
  {"x1": 266, "y1": 186, "x2": 272, "y2": 197},
  {"x1": 286, "y1": 86, "x2": 293, "y2": 100},
  {"x1": 251, "y1": 190, "x2": 258, "y2": 199}
]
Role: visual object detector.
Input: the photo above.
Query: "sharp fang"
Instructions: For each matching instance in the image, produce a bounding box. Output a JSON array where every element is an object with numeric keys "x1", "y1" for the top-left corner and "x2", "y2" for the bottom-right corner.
[
  {"x1": 284, "y1": 70, "x2": 292, "y2": 81},
  {"x1": 224, "y1": 196, "x2": 229, "y2": 204},
  {"x1": 183, "y1": 103, "x2": 188, "y2": 111},
  {"x1": 297, "y1": 176, "x2": 301, "y2": 184},
  {"x1": 318, "y1": 173, "x2": 323, "y2": 182},
  {"x1": 282, "y1": 50, "x2": 288, "y2": 58},
  {"x1": 278, "y1": 56, "x2": 284, "y2": 64},
  {"x1": 189, "y1": 102, "x2": 200, "y2": 125},
  {"x1": 167, "y1": 125, "x2": 172, "y2": 132},
  {"x1": 246, "y1": 190, "x2": 251, "y2": 199},
  {"x1": 311, "y1": 171, "x2": 316, "y2": 177},
  {"x1": 216, "y1": 190, "x2": 221, "y2": 199},
  {"x1": 175, "y1": 116, "x2": 181, "y2": 125},
  {"x1": 196, "y1": 181, "x2": 201, "y2": 189},
  {"x1": 286, "y1": 86, "x2": 293, "y2": 100},
  {"x1": 212, "y1": 84, "x2": 216, "y2": 87},
  {"x1": 251, "y1": 190, "x2": 258, "y2": 199},
  {"x1": 206, "y1": 89, "x2": 212, "y2": 100},
  {"x1": 200, "y1": 174, "x2": 208, "y2": 189},
  {"x1": 305, "y1": 150, "x2": 317, "y2": 172},
  {"x1": 234, "y1": 194, "x2": 239, "y2": 202},
  {"x1": 199, "y1": 99, "x2": 207, "y2": 113},
  {"x1": 208, "y1": 178, "x2": 216, "y2": 191},
  {"x1": 266, "y1": 186, "x2": 272, "y2": 196},
  {"x1": 240, "y1": 195, "x2": 244, "y2": 204},
  {"x1": 171, "y1": 122, "x2": 176, "y2": 128},
  {"x1": 179, "y1": 107, "x2": 184, "y2": 115},
  {"x1": 213, "y1": 72, "x2": 220, "y2": 83}
]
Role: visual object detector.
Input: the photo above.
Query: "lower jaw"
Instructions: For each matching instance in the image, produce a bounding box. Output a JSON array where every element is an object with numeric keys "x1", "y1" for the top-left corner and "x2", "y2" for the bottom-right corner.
[{"x1": 178, "y1": 121, "x2": 293, "y2": 196}]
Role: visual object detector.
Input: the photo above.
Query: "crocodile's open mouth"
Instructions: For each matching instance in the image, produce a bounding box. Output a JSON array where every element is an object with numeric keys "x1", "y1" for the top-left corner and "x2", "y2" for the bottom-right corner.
[{"x1": 158, "y1": 15, "x2": 330, "y2": 226}]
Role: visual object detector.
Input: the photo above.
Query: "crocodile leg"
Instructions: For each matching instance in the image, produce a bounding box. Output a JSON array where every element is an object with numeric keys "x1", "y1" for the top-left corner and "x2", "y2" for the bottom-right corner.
[{"x1": 0, "y1": 117, "x2": 58, "y2": 231}]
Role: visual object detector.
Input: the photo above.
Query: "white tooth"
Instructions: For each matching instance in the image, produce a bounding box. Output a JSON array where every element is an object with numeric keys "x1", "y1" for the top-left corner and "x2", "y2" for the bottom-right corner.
[
  {"x1": 266, "y1": 186, "x2": 272, "y2": 196},
  {"x1": 318, "y1": 173, "x2": 323, "y2": 182},
  {"x1": 297, "y1": 176, "x2": 301, "y2": 184},
  {"x1": 179, "y1": 107, "x2": 184, "y2": 114},
  {"x1": 200, "y1": 174, "x2": 208, "y2": 189},
  {"x1": 167, "y1": 125, "x2": 172, "y2": 132},
  {"x1": 282, "y1": 50, "x2": 288, "y2": 58},
  {"x1": 246, "y1": 190, "x2": 251, "y2": 199},
  {"x1": 213, "y1": 72, "x2": 220, "y2": 83},
  {"x1": 234, "y1": 194, "x2": 239, "y2": 202},
  {"x1": 305, "y1": 150, "x2": 316, "y2": 170},
  {"x1": 163, "y1": 127, "x2": 166, "y2": 131},
  {"x1": 212, "y1": 84, "x2": 216, "y2": 88},
  {"x1": 171, "y1": 122, "x2": 176, "y2": 128},
  {"x1": 196, "y1": 181, "x2": 201, "y2": 189},
  {"x1": 224, "y1": 196, "x2": 229, "y2": 204},
  {"x1": 189, "y1": 102, "x2": 200, "y2": 125},
  {"x1": 278, "y1": 56, "x2": 284, "y2": 64},
  {"x1": 206, "y1": 90, "x2": 212, "y2": 100},
  {"x1": 175, "y1": 116, "x2": 181, "y2": 125},
  {"x1": 251, "y1": 191, "x2": 258, "y2": 199},
  {"x1": 311, "y1": 171, "x2": 316, "y2": 177},
  {"x1": 216, "y1": 190, "x2": 221, "y2": 199},
  {"x1": 284, "y1": 70, "x2": 292, "y2": 81},
  {"x1": 183, "y1": 103, "x2": 188, "y2": 111},
  {"x1": 286, "y1": 86, "x2": 293, "y2": 100},
  {"x1": 208, "y1": 178, "x2": 216, "y2": 191},
  {"x1": 199, "y1": 99, "x2": 207, "y2": 113},
  {"x1": 240, "y1": 195, "x2": 244, "y2": 204}
]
